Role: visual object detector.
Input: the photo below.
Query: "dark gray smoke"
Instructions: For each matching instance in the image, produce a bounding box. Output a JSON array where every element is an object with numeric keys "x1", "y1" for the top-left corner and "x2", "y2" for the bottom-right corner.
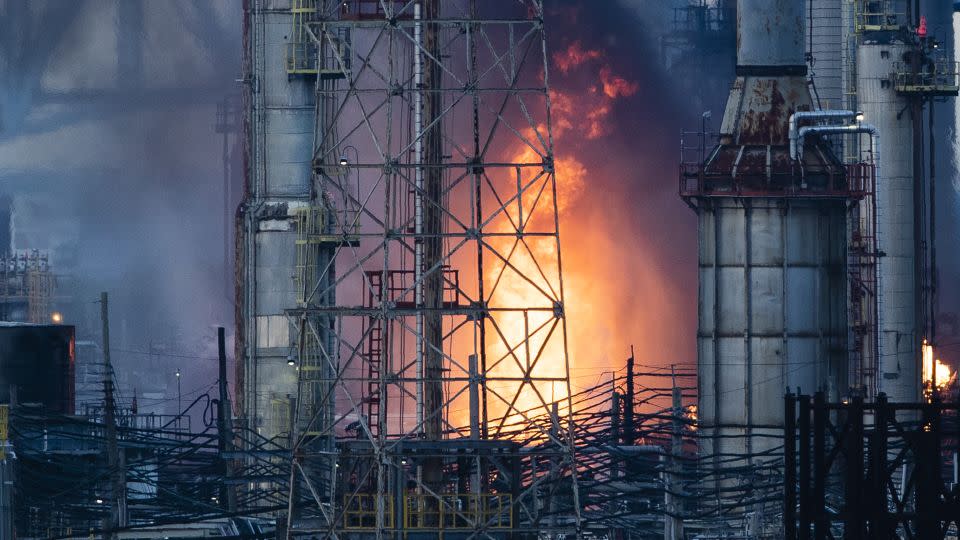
[{"x1": 0, "y1": 0, "x2": 241, "y2": 413}]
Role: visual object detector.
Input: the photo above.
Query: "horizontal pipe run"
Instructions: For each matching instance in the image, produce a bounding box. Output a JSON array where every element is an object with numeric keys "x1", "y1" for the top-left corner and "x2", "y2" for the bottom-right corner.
[{"x1": 788, "y1": 110, "x2": 860, "y2": 160}]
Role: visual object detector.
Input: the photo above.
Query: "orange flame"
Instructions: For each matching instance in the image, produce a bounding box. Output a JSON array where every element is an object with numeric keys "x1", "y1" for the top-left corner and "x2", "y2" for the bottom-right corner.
[
  {"x1": 549, "y1": 46, "x2": 639, "y2": 140},
  {"x1": 552, "y1": 41, "x2": 602, "y2": 74},
  {"x1": 685, "y1": 404, "x2": 698, "y2": 431},
  {"x1": 483, "y1": 45, "x2": 647, "y2": 424},
  {"x1": 922, "y1": 340, "x2": 955, "y2": 395}
]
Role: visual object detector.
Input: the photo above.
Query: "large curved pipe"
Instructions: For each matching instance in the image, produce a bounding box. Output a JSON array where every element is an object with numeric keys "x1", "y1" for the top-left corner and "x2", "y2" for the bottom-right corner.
[
  {"x1": 788, "y1": 110, "x2": 861, "y2": 160},
  {"x1": 795, "y1": 123, "x2": 878, "y2": 164}
]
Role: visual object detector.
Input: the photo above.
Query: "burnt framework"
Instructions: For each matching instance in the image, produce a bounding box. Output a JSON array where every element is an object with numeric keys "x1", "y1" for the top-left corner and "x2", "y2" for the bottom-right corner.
[{"x1": 784, "y1": 392, "x2": 960, "y2": 539}]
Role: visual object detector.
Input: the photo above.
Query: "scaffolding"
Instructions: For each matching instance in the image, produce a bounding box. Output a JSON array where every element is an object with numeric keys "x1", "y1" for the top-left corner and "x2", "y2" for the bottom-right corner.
[
  {"x1": 854, "y1": 0, "x2": 904, "y2": 34},
  {"x1": 279, "y1": 0, "x2": 582, "y2": 536},
  {"x1": 285, "y1": 0, "x2": 352, "y2": 79},
  {"x1": 894, "y1": 59, "x2": 960, "y2": 96},
  {"x1": 0, "y1": 250, "x2": 55, "y2": 323}
]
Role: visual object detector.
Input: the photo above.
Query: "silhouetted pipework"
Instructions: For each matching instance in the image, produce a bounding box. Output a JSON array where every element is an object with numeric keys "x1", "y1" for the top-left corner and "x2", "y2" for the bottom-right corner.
[{"x1": 784, "y1": 392, "x2": 960, "y2": 540}]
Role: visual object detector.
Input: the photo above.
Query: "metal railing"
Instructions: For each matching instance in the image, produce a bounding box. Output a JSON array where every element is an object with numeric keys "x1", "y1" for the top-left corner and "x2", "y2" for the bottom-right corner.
[
  {"x1": 339, "y1": 0, "x2": 413, "y2": 21},
  {"x1": 854, "y1": 0, "x2": 904, "y2": 33},
  {"x1": 343, "y1": 494, "x2": 394, "y2": 529},
  {"x1": 679, "y1": 162, "x2": 874, "y2": 200},
  {"x1": 286, "y1": 0, "x2": 317, "y2": 75},
  {"x1": 404, "y1": 493, "x2": 512, "y2": 530},
  {"x1": 893, "y1": 60, "x2": 960, "y2": 95}
]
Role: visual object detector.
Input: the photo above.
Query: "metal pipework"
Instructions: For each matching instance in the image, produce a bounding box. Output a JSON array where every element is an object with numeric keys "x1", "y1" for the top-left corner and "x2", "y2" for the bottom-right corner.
[
  {"x1": 788, "y1": 110, "x2": 861, "y2": 161},
  {"x1": 793, "y1": 121, "x2": 883, "y2": 381},
  {"x1": 794, "y1": 123, "x2": 879, "y2": 166}
]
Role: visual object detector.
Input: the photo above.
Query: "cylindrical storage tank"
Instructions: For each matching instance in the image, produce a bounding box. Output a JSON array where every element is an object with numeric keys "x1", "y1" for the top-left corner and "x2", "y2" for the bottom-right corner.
[
  {"x1": 736, "y1": 0, "x2": 805, "y2": 69},
  {"x1": 856, "y1": 38, "x2": 919, "y2": 403},
  {"x1": 698, "y1": 198, "x2": 847, "y2": 484}
]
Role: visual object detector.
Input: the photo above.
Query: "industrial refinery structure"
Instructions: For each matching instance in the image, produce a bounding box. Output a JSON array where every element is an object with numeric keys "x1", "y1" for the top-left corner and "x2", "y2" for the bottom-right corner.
[{"x1": 0, "y1": 0, "x2": 959, "y2": 539}]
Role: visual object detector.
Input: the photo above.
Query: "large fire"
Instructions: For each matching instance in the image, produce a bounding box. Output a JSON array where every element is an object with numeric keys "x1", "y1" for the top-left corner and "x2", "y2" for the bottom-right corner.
[{"x1": 482, "y1": 40, "x2": 653, "y2": 426}]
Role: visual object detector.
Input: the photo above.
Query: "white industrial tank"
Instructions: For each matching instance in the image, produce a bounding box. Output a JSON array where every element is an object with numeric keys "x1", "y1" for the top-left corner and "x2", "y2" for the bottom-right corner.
[{"x1": 856, "y1": 37, "x2": 919, "y2": 404}]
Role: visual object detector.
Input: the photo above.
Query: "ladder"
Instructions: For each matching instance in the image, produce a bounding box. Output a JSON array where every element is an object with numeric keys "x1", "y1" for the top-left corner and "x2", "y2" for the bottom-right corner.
[{"x1": 363, "y1": 271, "x2": 385, "y2": 439}]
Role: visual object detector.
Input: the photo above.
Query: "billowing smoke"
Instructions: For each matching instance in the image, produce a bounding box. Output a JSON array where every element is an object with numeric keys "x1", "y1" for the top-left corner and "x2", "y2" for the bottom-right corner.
[
  {"x1": 0, "y1": 0, "x2": 738, "y2": 415},
  {"x1": 0, "y1": 1, "x2": 241, "y2": 412},
  {"x1": 542, "y1": 1, "x2": 720, "y2": 389}
]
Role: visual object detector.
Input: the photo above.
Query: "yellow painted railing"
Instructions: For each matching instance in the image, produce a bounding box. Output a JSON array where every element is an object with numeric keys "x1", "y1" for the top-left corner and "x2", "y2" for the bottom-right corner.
[
  {"x1": 405, "y1": 493, "x2": 512, "y2": 530},
  {"x1": 344, "y1": 494, "x2": 395, "y2": 529}
]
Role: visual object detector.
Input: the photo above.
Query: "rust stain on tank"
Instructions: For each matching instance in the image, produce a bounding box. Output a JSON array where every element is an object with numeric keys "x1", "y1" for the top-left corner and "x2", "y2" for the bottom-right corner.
[{"x1": 737, "y1": 78, "x2": 812, "y2": 145}]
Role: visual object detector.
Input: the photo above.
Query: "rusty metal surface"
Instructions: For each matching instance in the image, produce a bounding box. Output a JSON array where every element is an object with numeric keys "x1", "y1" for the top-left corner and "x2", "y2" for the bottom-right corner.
[
  {"x1": 737, "y1": 0, "x2": 805, "y2": 67},
  {"x1": 734, "y1": 76, "x2": 812, "y2": 145},
  {"x1": 692, "y1": 71, "x2": 842, "y2": 199},
  {"x1": 681, "y1": 162, "x2": 873, "y2": 202}
]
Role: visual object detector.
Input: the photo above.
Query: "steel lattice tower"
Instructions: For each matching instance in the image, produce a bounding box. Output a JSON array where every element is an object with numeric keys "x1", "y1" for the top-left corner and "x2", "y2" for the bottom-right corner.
[{"x1": 267, "y1": 0, "x2": 582, "y2": 537}]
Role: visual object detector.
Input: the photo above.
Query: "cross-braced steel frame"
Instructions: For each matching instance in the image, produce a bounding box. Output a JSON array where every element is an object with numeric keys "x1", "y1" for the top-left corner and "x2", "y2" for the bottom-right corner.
[{"x1": 282, "y1": 0, "x2": 582, "y2": 537}]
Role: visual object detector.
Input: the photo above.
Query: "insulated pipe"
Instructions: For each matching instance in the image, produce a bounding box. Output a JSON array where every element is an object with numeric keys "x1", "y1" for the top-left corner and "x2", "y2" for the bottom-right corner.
[
  {"x1": 414, "y1": 1, "x2": 424, "y2": 433},
  {"x1": 794, "y1": 122, "x2": 883, "y2": 393},
  {"x1": 788, "y1": 110, "x2": 860, "y2": 161},
  {"x1": 795, "y1": 123, "x2": 878, "y2": 164}
]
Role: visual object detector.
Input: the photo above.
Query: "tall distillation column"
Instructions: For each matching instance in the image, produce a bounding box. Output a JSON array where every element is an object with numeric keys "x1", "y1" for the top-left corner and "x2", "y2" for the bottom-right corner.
[
  {"x1": 681, "y1": 0, "x2": 850, "y2": 526},
  {"x1": 238, "y1": 0, "x2": 339, "y2": 446},
  {"x1": 857, "y1": 34, "x2": 918, "y2": 403}
]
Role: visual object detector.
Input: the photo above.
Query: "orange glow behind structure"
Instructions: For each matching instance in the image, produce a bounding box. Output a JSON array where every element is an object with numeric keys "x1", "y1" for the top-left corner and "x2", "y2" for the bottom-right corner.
[{"x1": 482, "y1": 41, "x2": 657, "y2": 423}]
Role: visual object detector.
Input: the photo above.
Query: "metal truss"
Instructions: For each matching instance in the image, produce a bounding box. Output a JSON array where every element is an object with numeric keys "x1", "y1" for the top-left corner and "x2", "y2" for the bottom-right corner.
[
  {"x1": 282, "y1": 0, "x2": 582, "y2": 537},
  {"x1": 784, "y1": 392, "x2": 960, "y2": 540}
]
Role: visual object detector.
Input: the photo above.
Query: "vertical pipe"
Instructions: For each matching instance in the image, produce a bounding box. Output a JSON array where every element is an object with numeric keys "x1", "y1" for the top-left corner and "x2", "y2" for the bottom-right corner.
[
  {"x1": 421, "y1": 0, "x2": 444, "y2": 442},
  {"x1": 100, "y1": 292, "x2": 124, "y2": 537},
  {"x1": 624, "y1": 352, "x2": 635, "y2": 444},
  {"x1": 813, "y1": 391, "x2": 826, "y2": 540},
  {"x1": 286, "y1": 394, "x2": 298, "y2": 523},
  {"x1": 468, "y1": 354, "x2": 479, "y2": 440},
  {"x1": 846, "y1": 396, "x2": 864, "y2": 540},
  {"x1": 784, "y1": 393, "x2": 797, "y2": 540},
  {"x1": 665, "y1": 369, "x2": 683, "y2": 540},
  {"x1": 610, "y1": 391, "x2": 621, "y2": 447},
  {"x1": 913, "y1": 92, "x2": 927, "y2": 365},
  {"x1": 928, "y1": 102, "x2": 937, "y2": 350},
  {"x1": 469, "y1": 353, "x2": 481, "y2": 496},
  {"x1": 798, "y1": 394, "x2": 811, "y2": 540},
  {"x1": 466, "y1": 0, "x2": 488, "y2": 443},
  {"x1": 418, "y1": 0, "x2": 445, "y2": 508},
  {"x1": 0, "y1": 456, "x2": 10, "y2": 540},
  {"x1": 217, "y1": 327, "x2": 237, "y2": 512},
  {"x1": 413, "y1": 0, "x2": 424, "y2": 435},
  {"x1": 925, "y1": 399, "x2": 942, "y2": 537},
  {"x1": 872, "y1": 393, "x2": 889, "y2": 536}
]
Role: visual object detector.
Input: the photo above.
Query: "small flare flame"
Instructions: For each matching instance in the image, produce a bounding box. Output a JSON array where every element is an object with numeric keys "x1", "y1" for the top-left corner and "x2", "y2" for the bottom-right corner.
[
  {"x1": 685, "y1": 404, "x2": 698, "y2": 431},
  {"x1": 922, "y1": 340, "x2": 955, "y2": 396}
]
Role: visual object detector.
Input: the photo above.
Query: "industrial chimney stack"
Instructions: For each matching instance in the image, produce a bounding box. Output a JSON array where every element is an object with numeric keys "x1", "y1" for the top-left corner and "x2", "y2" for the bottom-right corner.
[{"x1": 681, "y1": 0, "x2": 854, "y2": 529}]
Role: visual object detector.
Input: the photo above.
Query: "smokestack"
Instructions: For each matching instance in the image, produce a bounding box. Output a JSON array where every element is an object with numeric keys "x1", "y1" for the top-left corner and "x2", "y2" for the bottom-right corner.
[
  {"x1": 702, "y1": 0, "x2": 842, "y2": 188},
  {"x1": 683, "y1": 0, "x2": 850, "y2": 526},
  {"x1": 736, "y1": 0, "x2": 805, "y2": 74}
]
